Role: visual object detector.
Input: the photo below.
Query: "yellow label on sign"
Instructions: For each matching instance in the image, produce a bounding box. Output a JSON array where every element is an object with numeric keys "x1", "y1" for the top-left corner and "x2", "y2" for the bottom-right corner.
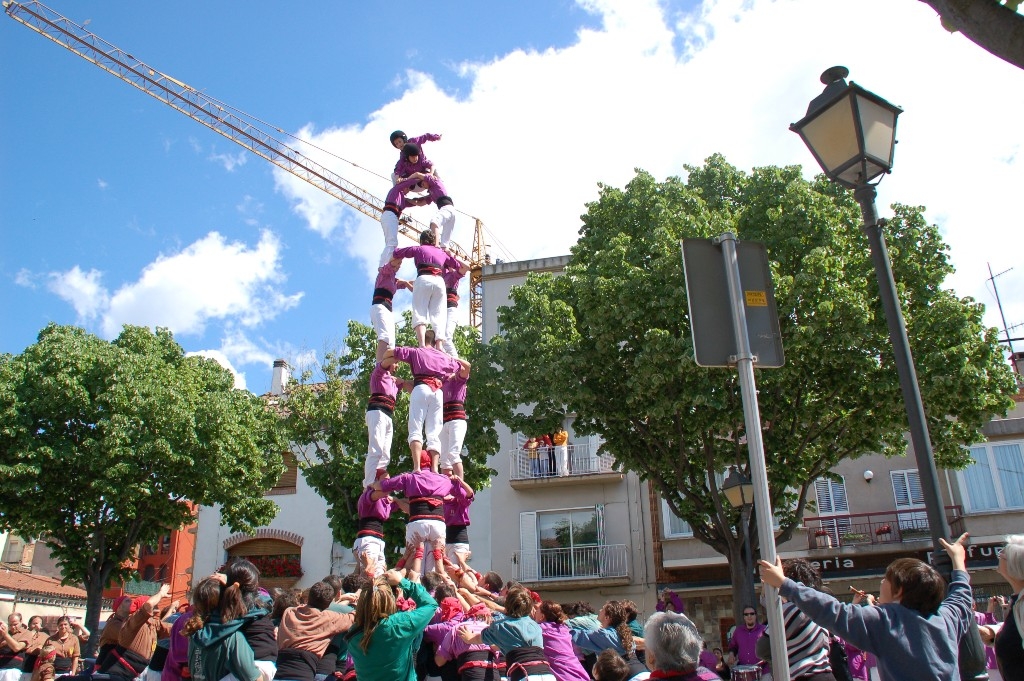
[{"x1": 745, "y1": 290, "x2": 768, "y2": 307}]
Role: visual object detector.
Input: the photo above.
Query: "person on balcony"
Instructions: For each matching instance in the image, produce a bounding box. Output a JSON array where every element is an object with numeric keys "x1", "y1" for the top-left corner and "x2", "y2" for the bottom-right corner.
[
  {"x1": 759, "y1": 532, "x2": 973, "y2": 681},
  {"x1": 552, "y1": 428, "x2": 569, "y2": 476},
  {"x1": 525, "y1": 437, "x2": 541, "y2": 477}
]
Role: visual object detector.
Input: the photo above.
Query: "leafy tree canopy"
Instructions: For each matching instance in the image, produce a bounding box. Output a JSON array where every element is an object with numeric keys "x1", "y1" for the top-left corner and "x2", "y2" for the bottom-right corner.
[
  {"x1": 485, "y1": 155, "x2": 1017, "y2": 610},
  {"x1": 280, "y1": 312, "x2": 501, "y2": 563},
  {"x1": 0, "y1": 323, "x2": 286, "y2": 650}
]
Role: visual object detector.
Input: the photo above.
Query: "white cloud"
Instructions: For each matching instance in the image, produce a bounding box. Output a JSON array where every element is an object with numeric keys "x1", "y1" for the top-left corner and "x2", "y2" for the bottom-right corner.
[
  {"x1": 14, "y1": 268, "x2": 37, "y2": 289},
  {"x1": 209, "y1": 149, "x2": 248, "y2": 172},
  {"x1": 98, "y1": 230, "x2": 303, "y2": 338},
  {"x1": 270, "y1": 0, "x2": 1024, "y2": 341},
  {"x1": 186, "y1": 349, "x2": 247, "y2": 390},
  {"x1": 47, "y1": 266, "x2": 110, "y2": 321},
  {"x1": 221, "y1": 327, "x2": 277, "y2": 369},
  {"x1": 97, "y1": 178, "x2": 108, "y2": 190}
]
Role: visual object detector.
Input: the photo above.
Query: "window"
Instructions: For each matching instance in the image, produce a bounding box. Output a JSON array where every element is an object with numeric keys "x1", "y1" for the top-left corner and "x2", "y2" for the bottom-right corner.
[
  {"x1": 959, "y1": 440, "x2": 1024, "y2": 512},
  {"x1": 891, "y1": 469, "x2": 927, "y2": 531},
  {"x1": 269, "y1": 451, "x2": 298, "y2": 495},
  {"x1": 660, "y1": 500, "x2": 694, "y2": 538},
  {"x1": 814, "y1": 477, "x2": 851, "y2": 543},
  {"x1": 520, "y1": 507, "x2": 604, "y2": 579}
]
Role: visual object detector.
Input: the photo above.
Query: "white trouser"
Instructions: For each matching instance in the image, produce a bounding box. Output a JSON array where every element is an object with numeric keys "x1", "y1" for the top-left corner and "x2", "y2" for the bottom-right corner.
[
  {"x1": 442, "y1": 305, "x2": 459, "y2": 357},
  {"x1": 406, "y1": 519, "x2": 446, "y2": 546},
  {"x1": 440, "y1": 419, "x2": 467, "y2": 469},
  {"x1": 365, "y1": 409, "x2": 394, "y2": 486},
  {"x1": 447, "y1": 542, "x2": 471, "y2": 565},
  {"x1": 431, "y1": 204, "x2": 456, "y2": 248},
  {"x1": 411, "y1": 274, "x2": 446, "y2": 337},
  {"x1": 371, "y1": 302, "x2": 395, "y2": 348},
  {"x1": 408, "y1": 384, "x2": 443, "y2": 452},
  {"x1": 353, "y1": 535, "x2": 386, "y2": 577},
  {"x1": 1, "y1": 670, "x2": 24, "y2": 681},
  {"x1": 379, "y1": 211, "x2": 399, "y2": 267},
  {"x1": 556, "y1": 444, "x2": 569, "y2": 476}
]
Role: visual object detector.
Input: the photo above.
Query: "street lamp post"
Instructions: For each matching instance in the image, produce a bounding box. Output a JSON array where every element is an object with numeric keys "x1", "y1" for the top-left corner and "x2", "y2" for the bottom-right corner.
[
  {"x1": 790, "y1": 67, "x2": 951, "y2": 572},
  {"x1": 723, "y1": 465, "x2": 757, "y2": 611}
]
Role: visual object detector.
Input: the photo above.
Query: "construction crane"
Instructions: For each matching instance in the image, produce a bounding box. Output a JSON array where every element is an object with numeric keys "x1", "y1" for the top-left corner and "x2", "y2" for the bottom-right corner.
[{"x1": 4, "y1": 0, "x2": 491, "y2": 328}]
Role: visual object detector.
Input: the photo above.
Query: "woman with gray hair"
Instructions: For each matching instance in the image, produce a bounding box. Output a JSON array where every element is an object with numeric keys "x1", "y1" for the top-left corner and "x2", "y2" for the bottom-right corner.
[
  {"x1": 978, "y1": 534, "x2": 1024, "y2": 681},
  {"x1": 642, "y1": 612, "x2": 719, "y2": 680}
]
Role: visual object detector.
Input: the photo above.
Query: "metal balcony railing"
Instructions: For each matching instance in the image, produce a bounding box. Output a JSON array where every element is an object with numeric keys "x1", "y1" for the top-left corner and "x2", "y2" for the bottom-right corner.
[
  {"x1": 513, "y1": 544, "x2": 629, "y2": 582},
  {"x1": 509, "y1": 442, "x2": 617, "y2": 481},
  {"x1": 803, "y1": 505, "x2": 965, "y2": 550}
]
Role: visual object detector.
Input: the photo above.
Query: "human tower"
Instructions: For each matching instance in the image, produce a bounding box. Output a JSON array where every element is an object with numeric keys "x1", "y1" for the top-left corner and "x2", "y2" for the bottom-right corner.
[{"x1": 356, "y1": 130, "x2": 480, "y2": 589}]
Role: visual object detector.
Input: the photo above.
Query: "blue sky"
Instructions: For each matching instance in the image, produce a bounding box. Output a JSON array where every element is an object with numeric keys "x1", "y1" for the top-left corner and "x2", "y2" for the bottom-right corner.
[{"x1": 2, "y1": 0, "x2": 1022, "y2": 393}]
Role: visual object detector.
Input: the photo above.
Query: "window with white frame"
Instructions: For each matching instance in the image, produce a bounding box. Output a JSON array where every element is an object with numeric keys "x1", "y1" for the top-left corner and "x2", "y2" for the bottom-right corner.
[
  {"x1": 891, "y1": 469, "x2": 928, "y2": 530},
  {"x1": 520, "y1": 507, "x2": 603, "y2": 580},
  {"x1": 959, "y1": 440, "x2": 1024, "y2": 512},
  {"x1": 660, "y1": 499, "x2": 694, "y2": 538}
]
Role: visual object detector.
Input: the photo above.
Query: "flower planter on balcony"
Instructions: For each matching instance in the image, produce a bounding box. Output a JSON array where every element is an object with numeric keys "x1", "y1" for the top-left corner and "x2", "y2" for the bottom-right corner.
[
  {"x1": 814, "y1": 534, "x2": 832, "y2": 549},
  {"x1": 260, "y1": 576, "x2": 299, "y2": 591}
]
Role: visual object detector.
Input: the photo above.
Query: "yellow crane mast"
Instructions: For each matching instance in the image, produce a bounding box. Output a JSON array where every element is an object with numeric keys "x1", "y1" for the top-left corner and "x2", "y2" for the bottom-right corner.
[{"x1": 4, "y1": 0, "x2": 491, "y2": 328}]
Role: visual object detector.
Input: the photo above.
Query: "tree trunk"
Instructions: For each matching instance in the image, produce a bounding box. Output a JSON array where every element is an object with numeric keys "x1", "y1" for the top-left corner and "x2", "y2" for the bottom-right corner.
[
  {"x1": 920, "y1": 0, "x2": 1024, "y2": 71},
  {"x1": 82, "y1": 572, "x2": 107, "y2": 657},
  {"x1": 727, "y1": 532, "x2": 758, "y2": 623}
]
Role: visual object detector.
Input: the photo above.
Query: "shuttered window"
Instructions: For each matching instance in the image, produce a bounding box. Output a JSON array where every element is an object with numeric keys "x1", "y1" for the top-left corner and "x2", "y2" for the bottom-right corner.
[
  {"x1": 269, "y1": 451, "x2": 298, "y2": 495},
  {"x1": 813, "y1": 477, "x2": 850, "y2": 543},
  {"x1": 959, "y1": 441, "x2": 1024, "y2": 512},
  {"x1": 890, "y1": 469, "x2": 927, "y2": 530}
]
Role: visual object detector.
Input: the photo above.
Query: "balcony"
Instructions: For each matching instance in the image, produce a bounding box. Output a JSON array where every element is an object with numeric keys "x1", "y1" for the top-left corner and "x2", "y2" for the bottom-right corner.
[
  {"x1": 803, "y1": 505, "x2": 965, "y2": 551},
  {"x1": 509, "y1": 443, "x2": 623, "y2": 488},
  {"x1": 512, "y1": 544, "x2": 630, "y2": 588}
]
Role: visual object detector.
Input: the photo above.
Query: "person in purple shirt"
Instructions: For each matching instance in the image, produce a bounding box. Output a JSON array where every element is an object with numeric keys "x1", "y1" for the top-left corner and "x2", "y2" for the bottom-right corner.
[
  {"x1": 371, "y1": 257, "x2": 413, "y2": 363},
  {"x1": 727, "y1": 605, "x2": 765, "y2": 670},
  {"x1": 390, "y1": 131, "x2": 442, "y2": 189},
  {"x1": 385, "y1": 337, "x2": 462, "y2": 472},
  {"x1": 532, "y1": 601, "x2": 591, "y2": 681},
  {"x1": 440, "y1": 360, "x2": 471, "y2": 478},
  {"x1": 364, "y1": 360, "x2": 412, "y2": 487},
  {"x1": 440, "y1": 258, "x2": 469, "y2": 357},
  {"x1": 162, "y1": 606, "x2": 192, "y2": 681},
  {"x1": 435, "y1": 604, "x2": 501, "y2": 681},
  {"x1": 374, "y1": 453, "x2": 454, "y2": 577},
  {"x1": 392, "y1": 230, "x2": 461, "y2": 349},
  {"x1": 378, "y1": 175, "x2": 432, "y2": 268},
  {"x1": 441, "y1": 475, "x2": 475, "y2": 577},
  {"x1": 353, "y1": 485, "x2": 394, "y2": 578},
  {"x1": 420, "y1": 175, "x2": 457, "y2": 249}
]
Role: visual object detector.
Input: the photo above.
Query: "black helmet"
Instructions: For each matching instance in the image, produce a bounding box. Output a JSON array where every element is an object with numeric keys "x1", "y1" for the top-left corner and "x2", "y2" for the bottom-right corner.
[
  {"x1": 401, "y1": 142, "x2": 421, "y2": 159},
  {"x1": 390, "y1": 130, "x2": 407, "y2": 145}
]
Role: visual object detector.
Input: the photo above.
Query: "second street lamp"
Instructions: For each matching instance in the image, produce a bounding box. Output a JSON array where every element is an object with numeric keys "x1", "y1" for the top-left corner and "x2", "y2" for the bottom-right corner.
[
  {"x1": 790, "y1": 66, "x2": 951, "y2": 572},
  {"x1": 722, "y1": 465, "x2": 757, "y2": 615}
]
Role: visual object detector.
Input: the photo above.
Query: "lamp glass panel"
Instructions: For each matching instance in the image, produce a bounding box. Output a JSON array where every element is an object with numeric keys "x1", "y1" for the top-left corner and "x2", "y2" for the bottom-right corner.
[
  {"x1": 837, "y1": 158, "x2": 887, "y2": 187},
  {"x1": 856, "y1": 94, "x2": 897, "y2": 166},
  {"x1": 723, "y1": 485, "x2": 743, "y2": 508},
  {"x1": 800, "y1": 95, "x2": 858, "y2": 175}
]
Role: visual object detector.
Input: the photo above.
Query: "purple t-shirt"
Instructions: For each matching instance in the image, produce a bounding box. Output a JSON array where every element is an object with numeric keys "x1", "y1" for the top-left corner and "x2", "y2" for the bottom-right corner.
[
  {"x1": 374, "y1": 261, "x2": 399, "y2": 294},
  {"x1": 392, "y1": 244, "x2": 459, "y2": 272},
  {"x1": 369, "y1": 362, "x2": 399, "y2": 398},
  {"x1": 539, "y1": 621, "x2": 590, "y2": 681},
  {"x1": 443, "y1": 483, "x2": 474, "y2": 526},
  {"x1": 384, "y1": 175, "x2": 425, "y2": 213},
  {"x1": 394, "y1": 133, "x2": 440, "y2": 178},
  {"x1": 380, "y1": 470, "x2": 453, "y2": 499},
  {"x1": 357, "y1": 486, "x2": 392, "y2": 522},
  {"x1": 442, "y1": 373, "x2": 468, "y2": 404},
  {"x1": 437, "y1": 619, "x2": 492, "y2": 663},
  {"x1": 729, "y1": 622, "x2": 766, "y2": 666},
  {"x1": 442, "y1": 265, "x2": 465, "y2": 290},
  {"x1": 392, "y1": 346, "x2": 460, "y2": 379}
]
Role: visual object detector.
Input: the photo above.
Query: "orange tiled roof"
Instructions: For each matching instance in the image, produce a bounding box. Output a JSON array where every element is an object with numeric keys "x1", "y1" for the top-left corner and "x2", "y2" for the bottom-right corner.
[{"x1": 0, "y1": 570, "x2": 87, "y2": 599}]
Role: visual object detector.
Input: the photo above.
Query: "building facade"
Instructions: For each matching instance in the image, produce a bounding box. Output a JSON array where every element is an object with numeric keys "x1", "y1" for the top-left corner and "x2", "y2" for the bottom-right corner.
[{"x1": 473, "y1": 256, "x2": 660, "y2": 615}]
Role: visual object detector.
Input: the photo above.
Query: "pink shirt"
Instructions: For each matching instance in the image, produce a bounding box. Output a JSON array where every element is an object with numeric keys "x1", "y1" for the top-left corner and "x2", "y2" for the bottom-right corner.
[
  {"x1": 444, "y1": 483, "x2": 474, "y2": 526},
  {"x1": 369, "y1": 363, "x2": 399, "y2": 398},
  {"x1": 442, "y1": 373, "x2": 468, "y2": 404},
  {"x1": 380, "y1": 470, "x2": 453, "y2": 499},
  {"x1": 392, "y1": 244, "x2": 459, "y2": 272},
  {"x1": 357, "y1": 486, "x2": 392, "y2": 521},
  {"x1": 392, "y1": 346, "x2": 460, "y2": 379},
  {"x1": 437, "y1": 619, "x2": 491, "y2": 663},
  {"x1": 374, "y1": 261, "x2": 400, "y2": 294}
]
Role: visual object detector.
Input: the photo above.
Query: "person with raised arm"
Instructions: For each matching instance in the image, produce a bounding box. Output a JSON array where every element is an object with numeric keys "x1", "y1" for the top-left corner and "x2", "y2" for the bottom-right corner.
[{"x1": 758, "y1": 533, "x2": 974, "y2": 681}]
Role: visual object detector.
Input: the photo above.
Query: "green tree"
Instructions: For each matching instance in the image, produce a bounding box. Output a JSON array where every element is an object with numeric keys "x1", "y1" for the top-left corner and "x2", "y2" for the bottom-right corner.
[
  {"x1": 0, "y1": 324, "x2": 286, "y2": 652},
  {"x1": 920, "y1": 0, "x2": 1024, "y2": 70},
  {"x1": 485, "y1": 156, "x2": 1017, "y2": 618},
  {"x1": 280, "y1": 312, "x2": 500, "y2": 567}
]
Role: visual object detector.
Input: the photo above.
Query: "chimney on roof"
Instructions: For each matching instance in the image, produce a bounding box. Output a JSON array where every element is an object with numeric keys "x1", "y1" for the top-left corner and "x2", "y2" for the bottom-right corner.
[{"x1": 271, "y1": 359, "x2": 290, "y2": 396}]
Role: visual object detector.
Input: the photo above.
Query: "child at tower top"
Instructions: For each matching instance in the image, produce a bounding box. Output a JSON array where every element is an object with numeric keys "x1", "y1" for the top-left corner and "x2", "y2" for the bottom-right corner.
[{"x1": 390, "y1": 131, "x2": 442, "y2": 187}]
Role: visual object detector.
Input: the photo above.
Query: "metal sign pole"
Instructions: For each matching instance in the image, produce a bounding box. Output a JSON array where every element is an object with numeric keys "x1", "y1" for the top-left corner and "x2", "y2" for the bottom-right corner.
[{"x1": 718, "y1": 232, "x2": 790, "y2": 680}]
